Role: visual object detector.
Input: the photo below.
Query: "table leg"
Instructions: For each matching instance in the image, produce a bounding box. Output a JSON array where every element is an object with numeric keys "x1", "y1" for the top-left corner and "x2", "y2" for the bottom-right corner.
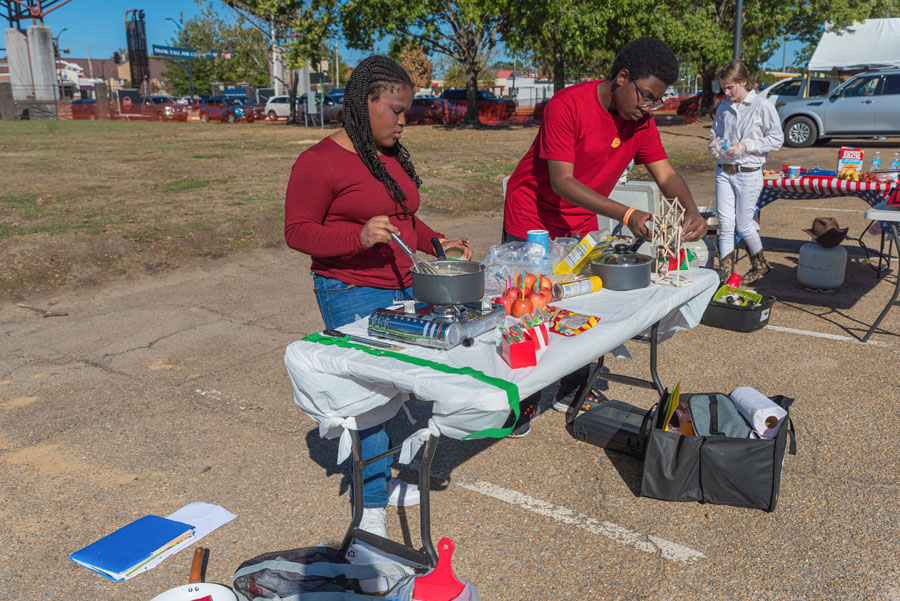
[
  {"x1": 564, "y1": 322, "x2": 664, "y2": 426},
  {"x1": 338, "y1": 429, "x2": 439, "y2": 566},
  {"x1": 862, "y1": 223, "x2": 900, "y2": 343}
]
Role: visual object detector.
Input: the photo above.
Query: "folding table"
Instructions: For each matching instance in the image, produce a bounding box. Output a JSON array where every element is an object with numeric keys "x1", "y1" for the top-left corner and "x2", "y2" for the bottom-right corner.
[
  {"x1": 862, "y1": 200, "x2": 900, "y2": 342},
  {"x1": 284, "y1": 270, "x2": 719, "y2": 566}
]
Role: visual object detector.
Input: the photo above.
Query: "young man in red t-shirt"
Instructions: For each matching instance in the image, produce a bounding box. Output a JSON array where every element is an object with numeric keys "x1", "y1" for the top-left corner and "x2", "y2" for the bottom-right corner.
[{"x1": 503, "y1": 37, "x2": 708, "y2": 436}]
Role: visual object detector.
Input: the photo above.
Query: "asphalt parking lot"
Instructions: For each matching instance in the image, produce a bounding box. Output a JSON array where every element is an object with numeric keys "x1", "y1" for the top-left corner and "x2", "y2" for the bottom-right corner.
[{"x1": 2, "y1": 136, "x2": 900, "y2": 600}]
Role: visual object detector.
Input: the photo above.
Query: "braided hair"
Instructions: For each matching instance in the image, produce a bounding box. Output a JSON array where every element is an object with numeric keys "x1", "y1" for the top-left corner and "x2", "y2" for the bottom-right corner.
[{"x1": 342, "y1": 55, "x2": 422, "y2": 220}]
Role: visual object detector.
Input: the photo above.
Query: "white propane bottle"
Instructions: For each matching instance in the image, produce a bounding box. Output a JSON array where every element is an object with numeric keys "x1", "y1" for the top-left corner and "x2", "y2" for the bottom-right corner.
[{"x1": 797, "y1": 241, "x2": 847, "y2": 292}]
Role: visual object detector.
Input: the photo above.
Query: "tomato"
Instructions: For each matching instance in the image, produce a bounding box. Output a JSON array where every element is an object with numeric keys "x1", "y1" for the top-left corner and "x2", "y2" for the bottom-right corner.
[
  {"x1": 511, "y1": 299, "x2": 534, "y2": 318},
  {"x1": 492, "y1": 295, "x2": 514, "y2": 315}
]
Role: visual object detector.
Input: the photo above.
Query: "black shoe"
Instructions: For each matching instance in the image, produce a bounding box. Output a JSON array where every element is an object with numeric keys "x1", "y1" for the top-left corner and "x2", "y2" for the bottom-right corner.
[{"x1": 508, "y1": 420, "x2": 531, "y2": 438}]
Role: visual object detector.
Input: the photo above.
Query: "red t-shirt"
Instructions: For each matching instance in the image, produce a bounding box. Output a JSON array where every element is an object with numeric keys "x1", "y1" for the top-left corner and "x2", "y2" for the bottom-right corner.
[
  {"x1": 284, "y1": 136, "x2": 442, "y2": 289},
  {"x1": 504, "y1": 80, "x2": 668, "y2": 239}
]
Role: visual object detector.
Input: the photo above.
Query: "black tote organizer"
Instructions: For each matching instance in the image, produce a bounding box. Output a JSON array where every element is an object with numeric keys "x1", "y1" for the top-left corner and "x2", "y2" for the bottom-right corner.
[{"x1": 639, "y1": 390, "x2": 796, "y2": 512}]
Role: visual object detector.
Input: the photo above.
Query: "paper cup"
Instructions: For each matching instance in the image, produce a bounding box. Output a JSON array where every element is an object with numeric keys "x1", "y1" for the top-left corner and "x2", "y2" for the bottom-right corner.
[
  {"x1": 788, "y1": 165, "x2": 800, "y2": 178},
  {"x1": 444, "y1": 246, "x2": 465, "y2": 260}
]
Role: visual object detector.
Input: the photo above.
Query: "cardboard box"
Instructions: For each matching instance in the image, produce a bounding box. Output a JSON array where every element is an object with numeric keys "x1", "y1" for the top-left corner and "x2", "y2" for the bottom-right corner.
[
  {"x1": 553, "y1": 231, "x2": 613, "y2": 275},
  {"x1": 837, "y1": 146, "x2": 864, "y2": 179},
  {"x1": 500, "y1": 323, "x2": 550, "y2": 369}
]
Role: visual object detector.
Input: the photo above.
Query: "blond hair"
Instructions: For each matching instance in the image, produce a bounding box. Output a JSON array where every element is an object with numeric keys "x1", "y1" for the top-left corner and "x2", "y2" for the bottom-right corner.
[{"x1": 718, "y1": 60, "x2": 752, "y2": 91}]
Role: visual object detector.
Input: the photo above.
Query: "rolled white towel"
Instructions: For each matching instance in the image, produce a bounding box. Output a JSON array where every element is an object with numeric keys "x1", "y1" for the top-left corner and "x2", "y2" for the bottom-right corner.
[{"x1": 730, "y1": 387, "x2": 787, "y2": 438}]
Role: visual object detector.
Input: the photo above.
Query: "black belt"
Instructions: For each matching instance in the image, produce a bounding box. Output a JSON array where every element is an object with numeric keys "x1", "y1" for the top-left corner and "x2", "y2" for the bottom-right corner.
[{"x1": 718, "y1": 164, "x2": 761, "y2": 174}]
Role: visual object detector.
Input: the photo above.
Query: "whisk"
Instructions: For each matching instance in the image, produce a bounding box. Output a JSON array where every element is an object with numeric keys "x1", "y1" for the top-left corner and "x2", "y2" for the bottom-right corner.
[{"x1": 390, "y1": 232, "x2": 440, "y2": 274}]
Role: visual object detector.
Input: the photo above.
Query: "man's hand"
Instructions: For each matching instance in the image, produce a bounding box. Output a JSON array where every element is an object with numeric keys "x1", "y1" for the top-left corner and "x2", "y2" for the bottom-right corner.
[
  {"x1": 707, "y1": 137, "x2": 722, "y2": 159},
  {"x1": 360, "y1": 215, "x2": 399, "y2": 248},
  {"x1": 441, "y1": 237, "x2": 473, "y2": 260},
  {"x1": 682, "y1": 209, "x2": 708, "y2": 242},
  {"x1": 724, "y1": 142, "x2": 747, "y2": 159},
  {"x1": 627, "y1": 209, "x2": 654, "y2": 241}
]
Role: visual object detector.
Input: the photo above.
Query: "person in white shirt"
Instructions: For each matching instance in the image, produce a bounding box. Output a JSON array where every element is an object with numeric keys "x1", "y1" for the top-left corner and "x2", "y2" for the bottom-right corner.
[{"x1": 708, "y1": 60, "x2": 784, "y2": 284}]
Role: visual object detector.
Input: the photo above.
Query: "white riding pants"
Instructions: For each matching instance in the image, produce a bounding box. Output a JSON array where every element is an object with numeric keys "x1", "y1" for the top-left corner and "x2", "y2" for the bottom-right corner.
[{"x1": 716, "y1": 167, "x2": 764, "y2": 257}]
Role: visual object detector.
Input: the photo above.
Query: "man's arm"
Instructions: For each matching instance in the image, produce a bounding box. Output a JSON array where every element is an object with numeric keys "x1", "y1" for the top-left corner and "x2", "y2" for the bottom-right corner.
[
  {"x1": 547, "y1": 159, "x2": 654, "y2": 240},
  {"x1": 644, "y1": 159, "x2": 708, "y2": 241}
]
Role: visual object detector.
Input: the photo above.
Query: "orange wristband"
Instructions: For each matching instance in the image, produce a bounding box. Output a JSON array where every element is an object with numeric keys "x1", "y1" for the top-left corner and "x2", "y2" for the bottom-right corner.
[{"x1": 622, "y1": 207, "x2": 637, "y2": 227}]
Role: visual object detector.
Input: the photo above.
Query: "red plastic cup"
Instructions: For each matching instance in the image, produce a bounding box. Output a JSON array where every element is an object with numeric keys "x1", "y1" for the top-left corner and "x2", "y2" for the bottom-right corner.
[{"x1": 726, "y1": 273, "x2": 741, "y2": 287}]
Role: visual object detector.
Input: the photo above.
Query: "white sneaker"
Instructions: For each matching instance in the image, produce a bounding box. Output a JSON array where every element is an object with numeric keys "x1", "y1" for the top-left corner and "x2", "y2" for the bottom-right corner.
[
  {"x1": 358, "y1": 507, "x2": 386, "y2": 538},
  {"x1": 387, "y1": 479, "x2": 421, "y2": 507}
]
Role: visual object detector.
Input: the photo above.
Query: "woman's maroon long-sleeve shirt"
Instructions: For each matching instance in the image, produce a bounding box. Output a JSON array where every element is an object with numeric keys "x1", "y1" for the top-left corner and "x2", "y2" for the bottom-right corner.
[{"x1": 284, "y1": 136, "x2": 442, "y2": 289}]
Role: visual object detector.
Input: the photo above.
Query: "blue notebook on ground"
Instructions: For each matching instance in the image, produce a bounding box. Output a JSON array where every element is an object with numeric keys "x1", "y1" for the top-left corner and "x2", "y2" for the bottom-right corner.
[{"x1": 70, "y1": 515, "x2": 195, "y2": 581}]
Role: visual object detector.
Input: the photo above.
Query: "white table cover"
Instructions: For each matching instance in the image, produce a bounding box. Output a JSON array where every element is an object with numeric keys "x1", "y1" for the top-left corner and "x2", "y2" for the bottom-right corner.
[{"x1": 285, "y1": 269, "x2": 718, "y2": 463}]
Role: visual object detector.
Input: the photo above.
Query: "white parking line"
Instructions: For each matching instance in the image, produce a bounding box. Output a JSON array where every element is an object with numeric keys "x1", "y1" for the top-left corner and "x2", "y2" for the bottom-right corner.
[
  {"x1": 456, "y1": 478, "x2": 706, "y2": 563},
  {"x1": 766, "y1": 325, "x2": 891, "y2": 347},
  {"x1": 783, "y1": 205, "x2": 865, "y2": 213}
]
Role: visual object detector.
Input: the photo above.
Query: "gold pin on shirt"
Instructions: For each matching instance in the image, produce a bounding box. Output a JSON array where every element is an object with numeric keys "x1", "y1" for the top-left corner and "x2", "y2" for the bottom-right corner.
[{"x1": 611, "y1": 137, "x2": 621, "y2": 148}]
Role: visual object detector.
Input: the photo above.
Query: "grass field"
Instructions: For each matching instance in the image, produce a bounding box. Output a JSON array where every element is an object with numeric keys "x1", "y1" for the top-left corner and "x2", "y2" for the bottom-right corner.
[{"x1": 0, "y1": 119, "x2": 710, "y2": 298}]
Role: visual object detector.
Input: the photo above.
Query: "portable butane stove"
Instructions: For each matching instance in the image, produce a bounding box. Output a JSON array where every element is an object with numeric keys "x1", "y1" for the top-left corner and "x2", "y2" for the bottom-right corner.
[{"x1": 368, "y1": 301, "x2": 505, "y2": 350}]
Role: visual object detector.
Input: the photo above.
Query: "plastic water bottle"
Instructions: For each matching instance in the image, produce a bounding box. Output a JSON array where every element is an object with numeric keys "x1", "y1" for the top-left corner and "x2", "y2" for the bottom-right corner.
[
  {"x1": 871, "y1": 151, "x2": 881, "y2": 171},
  {"x1": 719, "y1": 138, "x2": 731, "y2": 151},
  {"x1": 890, "y1": 153, "x2": 900, "y2": 171}
]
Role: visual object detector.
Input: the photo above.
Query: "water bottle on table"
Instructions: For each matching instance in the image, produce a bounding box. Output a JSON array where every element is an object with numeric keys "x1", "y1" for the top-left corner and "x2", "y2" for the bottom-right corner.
[
  {"x1": 890, "y1": 153, "x2": 900, "y2": 171},
  {"x1": 871, "y1": 151, "x2": 881, "y2": 172}
]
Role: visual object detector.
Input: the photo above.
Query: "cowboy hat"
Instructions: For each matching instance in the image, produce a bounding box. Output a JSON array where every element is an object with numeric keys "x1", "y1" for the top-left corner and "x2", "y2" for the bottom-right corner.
[{"x1": 802, "y1": 217, "x2": 848, "y2": 249}]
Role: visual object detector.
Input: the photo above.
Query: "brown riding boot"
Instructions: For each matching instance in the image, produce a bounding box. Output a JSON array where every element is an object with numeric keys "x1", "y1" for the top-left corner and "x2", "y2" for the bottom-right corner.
[
  {"x1": 742, "y1": 249, "x2": 771, "y2": 285},
  {"x1": 717, "y1": 250, "x2": 738, "y2": 283}
]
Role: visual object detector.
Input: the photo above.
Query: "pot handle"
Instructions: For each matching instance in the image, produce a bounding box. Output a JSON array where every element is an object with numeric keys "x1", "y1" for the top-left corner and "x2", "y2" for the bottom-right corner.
[{"x1": 431, "y1": 237, "x2": 446, "y2": 260}]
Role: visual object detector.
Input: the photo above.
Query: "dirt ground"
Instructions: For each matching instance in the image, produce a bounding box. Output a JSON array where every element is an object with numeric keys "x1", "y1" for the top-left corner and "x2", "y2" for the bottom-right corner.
[{"x1": 2, "y1": 121, "x2": 900, "y2": 601}]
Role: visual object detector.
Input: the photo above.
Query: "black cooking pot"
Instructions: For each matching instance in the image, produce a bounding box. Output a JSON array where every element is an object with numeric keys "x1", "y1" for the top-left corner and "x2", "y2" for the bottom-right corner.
[
  {"x1": 590, "y1": 244, "x2": 653, "y2": 291},
  {"x1": 411, "y1": 261, "x2": 485, "y2": 305}
]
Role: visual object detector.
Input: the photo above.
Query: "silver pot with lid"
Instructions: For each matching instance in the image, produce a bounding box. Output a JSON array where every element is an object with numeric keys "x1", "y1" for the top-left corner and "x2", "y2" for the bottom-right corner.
[{"x1": 590, "y1": 243, "x2": 652, "y2": 291}]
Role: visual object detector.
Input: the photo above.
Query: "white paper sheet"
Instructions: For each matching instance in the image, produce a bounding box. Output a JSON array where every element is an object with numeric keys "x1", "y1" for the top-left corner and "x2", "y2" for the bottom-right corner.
[{"x1": 123, "y1": 502, "x2": 237, "y2": 579}]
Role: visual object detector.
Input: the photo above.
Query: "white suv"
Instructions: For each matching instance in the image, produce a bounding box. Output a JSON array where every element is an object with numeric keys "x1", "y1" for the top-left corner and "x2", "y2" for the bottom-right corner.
[{"x1": 264, "y1": 95, "x2": 294, "y2": 120}]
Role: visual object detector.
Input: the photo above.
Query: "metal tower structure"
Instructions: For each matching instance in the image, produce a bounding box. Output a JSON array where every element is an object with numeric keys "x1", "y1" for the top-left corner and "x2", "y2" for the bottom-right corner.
[
  {"x1": 1, "y1": 0, "x2": 73, "y2": 28},
  {"x1": 125, "y1": 9, "x2": 150, "y2": 95}
]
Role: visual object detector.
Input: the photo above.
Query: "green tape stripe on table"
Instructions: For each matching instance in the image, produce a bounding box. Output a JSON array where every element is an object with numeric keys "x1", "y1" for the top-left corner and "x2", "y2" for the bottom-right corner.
[{"x1": 303, "y1": 332, "x2": 520, "y2": 439}]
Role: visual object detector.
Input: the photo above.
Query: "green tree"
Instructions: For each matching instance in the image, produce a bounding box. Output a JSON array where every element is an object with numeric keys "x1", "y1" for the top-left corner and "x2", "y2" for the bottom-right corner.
[
  {"x1": 226, "y1": 0, "x2": 340, "y2": 124},
  {"x1": 340, "y1": 0, "x2": 514, "y2": 124},
  {"x1": 655, "y1": 0, "x2": 894, "y2": 116},
  {"x1": 504, "y1": 1, "x2": 651, "y2": 94},
  {"x1": 161, "y1": 2, "x2": 270, "y2": 97}
]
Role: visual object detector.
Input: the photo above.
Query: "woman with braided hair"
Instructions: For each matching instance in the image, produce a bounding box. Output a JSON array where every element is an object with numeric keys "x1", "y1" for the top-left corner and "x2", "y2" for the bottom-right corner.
[{"x1": 285, "y1": 55, "x2": 471, "y2": 538}]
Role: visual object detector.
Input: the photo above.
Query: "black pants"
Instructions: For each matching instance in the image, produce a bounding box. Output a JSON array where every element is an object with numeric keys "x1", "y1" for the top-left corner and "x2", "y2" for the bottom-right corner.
[{"x1": 501, "y1": 230, "x2": 592, "y2": 428}]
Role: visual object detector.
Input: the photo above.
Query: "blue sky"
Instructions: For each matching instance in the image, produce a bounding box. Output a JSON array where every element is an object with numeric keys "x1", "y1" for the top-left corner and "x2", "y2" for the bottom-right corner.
[{"x1": 32, "y1": 0, "x2": 805, "y2": 71}]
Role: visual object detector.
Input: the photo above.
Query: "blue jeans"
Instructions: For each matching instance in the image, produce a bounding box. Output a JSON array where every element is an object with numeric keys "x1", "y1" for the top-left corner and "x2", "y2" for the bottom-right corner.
[{"x1": 312, "y1": 273, "x2": 415, "y2": 508}]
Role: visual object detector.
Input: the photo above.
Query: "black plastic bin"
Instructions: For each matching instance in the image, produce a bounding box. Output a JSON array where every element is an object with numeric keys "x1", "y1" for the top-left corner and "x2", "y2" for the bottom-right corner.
[{"x1": 701, "y1": 295, "x2": 776, "y2": 332}]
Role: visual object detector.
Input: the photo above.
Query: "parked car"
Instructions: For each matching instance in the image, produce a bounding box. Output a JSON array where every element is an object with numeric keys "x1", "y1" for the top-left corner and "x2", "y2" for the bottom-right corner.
[
  {"x1": 676, "y1": 92, "x2": 725, "y2": 120},
  {"x1": 264, "y1": 95, "x2": 292, "y2": 120},
  {"x1": 407, "y1": 97, "x2": 465, "y2": 124},
  {"x1": 140, "y1": 95, "x2": 189, "y2": 121},
  {"x1": 777, "y1": 69, "x2": 900, "y2": 147},
  {"x1": 298, "y1": 93, "x2": 343, "y2": 123},
  {"x1": 759, "y1": 76, "x2": 841, "y2": 106},
  {"x1": 440, "y1": 88, "x2": 516, "y2": 121},
  {"x1": 226, "y1": 96, "x2": 265, "y2": 121},
  {"x1": 198, "y1": 97, "x2": 253, "y2": 123}
]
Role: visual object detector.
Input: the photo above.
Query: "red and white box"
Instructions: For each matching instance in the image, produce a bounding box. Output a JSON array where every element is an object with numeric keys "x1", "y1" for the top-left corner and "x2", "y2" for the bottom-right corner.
[
  {"x1": 837, "y1": 146, "x2": 864, "y2": 178},
  {"x1": 501, "y1": 323, "x2": 551, "y2": 369}
]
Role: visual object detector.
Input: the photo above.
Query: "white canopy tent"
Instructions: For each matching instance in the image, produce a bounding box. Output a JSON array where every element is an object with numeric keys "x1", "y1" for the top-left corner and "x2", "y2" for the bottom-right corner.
[{"x1": 809, "y1": 18, "x2": 900, "y2": 73}]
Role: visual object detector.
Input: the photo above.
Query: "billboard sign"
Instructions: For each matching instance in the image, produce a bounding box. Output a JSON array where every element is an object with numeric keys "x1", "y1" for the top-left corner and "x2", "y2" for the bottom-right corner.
[{"x1": 152, "y1": 45, "x2": 220, "y2": 60}]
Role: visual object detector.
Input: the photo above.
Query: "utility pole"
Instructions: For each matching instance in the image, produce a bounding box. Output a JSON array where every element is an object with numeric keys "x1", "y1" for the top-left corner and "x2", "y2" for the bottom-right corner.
[
  {"x1": 733, "y1": 0, "x2": 743, "y2": 60},
  {"x1": 86, "y1": 42, "x2": 94, "y2": 78},
  {"x1": 334, "y1": 41, "x2": 339, "y2": 87}
]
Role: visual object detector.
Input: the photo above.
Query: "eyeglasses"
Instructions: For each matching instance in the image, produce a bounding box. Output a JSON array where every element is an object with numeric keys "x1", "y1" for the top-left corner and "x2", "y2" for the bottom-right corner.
[{"x1": 630, "y1": 76, "x2": 665, "y2": 111}]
